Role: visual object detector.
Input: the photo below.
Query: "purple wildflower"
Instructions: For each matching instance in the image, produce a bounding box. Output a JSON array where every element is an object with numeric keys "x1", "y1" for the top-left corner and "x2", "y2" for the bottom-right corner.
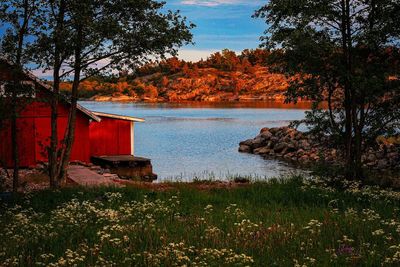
[{"x1": 337, "y1": 245, "x2": 354, "y2": 256}]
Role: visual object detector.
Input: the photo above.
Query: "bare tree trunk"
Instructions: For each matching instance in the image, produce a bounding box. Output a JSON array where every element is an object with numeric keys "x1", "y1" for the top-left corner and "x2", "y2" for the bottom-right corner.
[
  {"x1": 327, "y1": 83, "x2": 341, "y2": 135},
  {"x1": 11, "y1": 0, "x2": 30, "y2": 192},
  {"x1": 49, "y1": 0, "x2": 66, "y2": 188},
  {"x1": 341, "y1": 0, "x2": 355, "y2": 179},
  {"x1": 354, "y1": 106, "x2": 364, "y2": 179},
  {"x1": 11, "y1": 94, "x2": 19, "y2": 193},
  {"x1": 56, "y1": 27, "x2": 83, "y2": 184},
  {"x1": 49, "y1": 66, "x2": 60, "y2": 188}
]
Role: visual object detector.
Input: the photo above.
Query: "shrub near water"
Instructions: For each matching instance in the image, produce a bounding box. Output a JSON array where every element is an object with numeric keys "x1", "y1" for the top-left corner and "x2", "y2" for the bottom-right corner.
[{"x1": 0, "y1": 177, "x2": 400, "y2": 266}]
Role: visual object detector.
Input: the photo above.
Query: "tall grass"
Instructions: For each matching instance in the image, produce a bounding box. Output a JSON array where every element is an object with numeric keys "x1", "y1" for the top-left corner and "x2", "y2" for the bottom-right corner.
[{"x1": 0, "y1": 176, "x2": 400, "y2": 266}]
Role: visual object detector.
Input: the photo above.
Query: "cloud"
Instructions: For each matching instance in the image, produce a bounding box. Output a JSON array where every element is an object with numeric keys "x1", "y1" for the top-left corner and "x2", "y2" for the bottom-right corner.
[
  {"x1": 176, "y1": 49, "x2": 217, "y2": 61},
  {"x1": 31, "y1": 68, "x2": 53, "y2": 79},
  {"x1": 176, "y1": 48, "x2": 241, "y2": 62},
  {"x1": 181, "y1": 0, "x2": 246, "y2": 7}
]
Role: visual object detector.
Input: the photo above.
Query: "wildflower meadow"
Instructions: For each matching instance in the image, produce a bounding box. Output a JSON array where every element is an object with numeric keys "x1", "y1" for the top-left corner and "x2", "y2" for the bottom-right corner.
[{"x1": 1, "y1": 176, "x2": 400, "y2": 266}]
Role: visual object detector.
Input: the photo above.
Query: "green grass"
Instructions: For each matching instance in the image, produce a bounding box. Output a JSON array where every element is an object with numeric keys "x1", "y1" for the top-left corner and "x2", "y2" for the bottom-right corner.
[{"x1": 1, "y1": 176, "x2": 400, "y2": 266}]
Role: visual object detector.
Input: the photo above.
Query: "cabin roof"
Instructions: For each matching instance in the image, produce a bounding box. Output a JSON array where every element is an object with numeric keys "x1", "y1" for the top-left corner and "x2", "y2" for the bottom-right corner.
[
  {"x1": 0, "y1": 58, "x2": 101, "y2": 122},
  {"x1": 92, "y1": 111, "x2": 145, "y2": 122}
]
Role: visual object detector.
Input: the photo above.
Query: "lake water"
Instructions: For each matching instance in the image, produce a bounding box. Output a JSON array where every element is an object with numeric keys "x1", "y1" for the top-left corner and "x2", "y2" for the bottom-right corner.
[{"x1": 80, "y1": 101, "x2": 308, "y2": 181}]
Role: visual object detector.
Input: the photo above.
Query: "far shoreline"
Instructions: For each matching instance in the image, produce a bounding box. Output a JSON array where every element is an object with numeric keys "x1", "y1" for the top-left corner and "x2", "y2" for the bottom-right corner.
[{"x1": 80, "y1": 97, "x2": 318, "y2": 109}]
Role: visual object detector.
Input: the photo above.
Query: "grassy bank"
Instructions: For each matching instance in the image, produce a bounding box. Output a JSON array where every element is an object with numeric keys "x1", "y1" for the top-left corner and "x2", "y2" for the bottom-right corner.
[{"x1": 1, "y1": 176, "x2": 400, "y2": 266}]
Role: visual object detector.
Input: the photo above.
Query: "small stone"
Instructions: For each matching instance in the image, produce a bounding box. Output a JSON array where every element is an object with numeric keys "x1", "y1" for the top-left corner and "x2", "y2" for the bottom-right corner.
[
  {"x1": 299, "y1": 155, "x2": 309, "y2": 162},
  {"x1": 387, "y1": 152, "x2": 398, "y2": 159},
  {"x1": 90, "y1": 165, "x2": 102, "y2": 171},
  {"x1": 283, "y1": 154, "x2": 292, "y2": 160},
  {"x1": 377, "y1": 159, "x2": 388, "y2": 168},
  {"x1": 366, "y1": 154, "x2": 376, "y2": 162}
]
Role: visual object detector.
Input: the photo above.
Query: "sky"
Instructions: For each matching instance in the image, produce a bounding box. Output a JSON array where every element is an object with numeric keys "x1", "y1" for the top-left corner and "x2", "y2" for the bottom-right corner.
[
  {"x1": 165, "y1": 0, "x2": 267, "y2": 61},
  {"x1": 0, "y1": 0, "x2": 268, "y2": 78}
]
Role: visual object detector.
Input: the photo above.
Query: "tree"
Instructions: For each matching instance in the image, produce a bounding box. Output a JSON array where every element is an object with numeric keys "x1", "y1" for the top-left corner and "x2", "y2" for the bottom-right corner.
[
  {"x1": 240, "y1": 49, "x2": 270, "y2": 66},
  {"x1": 255, "y1": 0, "x2": 400, "y2": 179},
  {"x1": 33, "y1": 0, "x2": 194, "y2": 187},
  {"x1": 0, "y1": 0, "x2": 41, "y2": 192},
  {"x1": 161, "y1": 57, "x2": 183, "y2": 73},
  {"x1": 144, "y1": 84, "x2": 158, "y2": 99},
  {"x1": 161, "y1": 76, "x2": 169, "y2": 88}
]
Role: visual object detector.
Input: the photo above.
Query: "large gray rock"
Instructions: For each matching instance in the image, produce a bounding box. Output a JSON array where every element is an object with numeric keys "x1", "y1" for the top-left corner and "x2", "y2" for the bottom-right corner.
[
  {"x1": 260, "y1": 131, "x2": 272, "y2": 140},
  {"x1": 295, "y1": 132, "x2": 304, "y2": 140},
  {"x1": 299, "y1": 140, "x2": 311, "y2": 150},
  {"x1": 286, "y1": 142, "x2": 297, "y2": 152},
  {"x1": 239, "y1": 144, "x2": 252, "y2": 153},
  {"x1": 240, "y1": 125, "x2": 400, "y2": 171},
  {"x1": 239, "y1": 139, "x2": 254, "y2": 146},
  {"x1": 274, "y1": 142, "x2": 288, "y2": 153},
  {"x1": 252, "y1": 137, "x2": 265, "y2": 149},
  {"x1": 253, "y1": 147, "x2": 271, "y2": 155},
  {"x1": 271, "y1": 136, "x2": 279, "y2": 143},
  {"x1": 265, "y1": 141, "x2": 273, "y2": 149},
  {"x1": 260, "y1": 127, "x2": 270, "y2": 134},
  {"x1": 269, "y1": 127, "x2": 280, "y2": 134}
]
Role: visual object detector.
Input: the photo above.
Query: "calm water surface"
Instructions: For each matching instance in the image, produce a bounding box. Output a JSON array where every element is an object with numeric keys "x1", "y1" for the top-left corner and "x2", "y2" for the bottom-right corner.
[{"x1": 80, "y1": 101, "x2": 308, "y2": 181}]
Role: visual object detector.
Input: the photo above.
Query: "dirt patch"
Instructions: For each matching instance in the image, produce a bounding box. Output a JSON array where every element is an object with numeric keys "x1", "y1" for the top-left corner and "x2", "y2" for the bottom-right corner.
[
  {"x1": 1, "y1": 168, "x2": 50, "y2": 192},
  {"x1": 1, "y1": 167, "x2": 252, "y2": 193}
]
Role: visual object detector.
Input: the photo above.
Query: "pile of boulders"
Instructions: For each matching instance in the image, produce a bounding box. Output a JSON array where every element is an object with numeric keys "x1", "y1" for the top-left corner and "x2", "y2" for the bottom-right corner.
[{"x1": 239, "y1": 127, "x2": 400, "y2": 170}]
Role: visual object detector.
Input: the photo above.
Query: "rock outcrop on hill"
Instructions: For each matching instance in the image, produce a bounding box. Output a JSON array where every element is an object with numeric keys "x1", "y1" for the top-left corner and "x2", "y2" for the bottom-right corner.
[
  {"x1": 60, "y1": 49, "x2": 293, "y2": 102},
  {"x1": 81, "y1": 66, "x2": 289, "y2": 102},
  {"x1": 239, "y1": 127, "x2": 400, "y2": 170}
]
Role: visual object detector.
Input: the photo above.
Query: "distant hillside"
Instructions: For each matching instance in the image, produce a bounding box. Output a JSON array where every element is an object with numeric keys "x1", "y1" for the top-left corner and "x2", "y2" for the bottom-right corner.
[{"x1": 60, "y1": 49, "x2": 291, "y2": 102}]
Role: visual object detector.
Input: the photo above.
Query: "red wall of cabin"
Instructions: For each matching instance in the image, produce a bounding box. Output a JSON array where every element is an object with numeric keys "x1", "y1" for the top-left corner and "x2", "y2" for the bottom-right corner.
[
  {"x1": 89, "y1": 117, "x2": 132, "y2": 157},
  {"x1": 0, "y1": 62, "x2": 92, "y2": 168},
  {"x1": 0, "y1": 98, "x2": 91, "y2": 168}
]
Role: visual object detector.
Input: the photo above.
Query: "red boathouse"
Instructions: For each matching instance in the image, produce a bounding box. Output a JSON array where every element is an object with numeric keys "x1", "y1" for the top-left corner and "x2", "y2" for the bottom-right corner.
[{"x1": 0, "y1": 59, "x2": 144, "y2": 168}]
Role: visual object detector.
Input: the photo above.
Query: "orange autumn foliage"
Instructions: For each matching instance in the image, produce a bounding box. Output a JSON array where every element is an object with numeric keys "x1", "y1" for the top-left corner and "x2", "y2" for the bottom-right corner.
[{"x1": 61, "y1": 49, "x2": 292, "y2": 102}]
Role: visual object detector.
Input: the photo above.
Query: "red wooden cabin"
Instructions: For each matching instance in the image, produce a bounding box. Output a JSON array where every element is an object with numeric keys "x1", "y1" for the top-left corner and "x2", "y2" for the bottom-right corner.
[{"x1": 0, "y1": 59, "x2": 144, "y2": 168}]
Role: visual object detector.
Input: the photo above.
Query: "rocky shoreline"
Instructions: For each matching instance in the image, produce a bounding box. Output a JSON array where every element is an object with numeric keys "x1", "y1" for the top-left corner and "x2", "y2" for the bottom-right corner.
[{"x1": 239, "y1": 127, "x2": 400, "y2": 171}]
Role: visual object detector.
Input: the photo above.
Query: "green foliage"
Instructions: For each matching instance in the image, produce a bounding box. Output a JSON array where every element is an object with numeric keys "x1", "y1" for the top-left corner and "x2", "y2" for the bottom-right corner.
[
  {"x1": 33, "y1": 0, "x2": 195, "y2": 80},
  {"x1": 0, "y1": 0, "x2": 43, "y2": 64},
  {"x1": 255, "y1": 0, "x2": 400, "y2": 178}
]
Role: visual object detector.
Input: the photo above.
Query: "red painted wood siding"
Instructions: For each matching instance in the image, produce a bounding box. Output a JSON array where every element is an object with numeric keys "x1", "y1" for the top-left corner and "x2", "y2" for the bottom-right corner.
[
  {"x1": 0, "y1": 101, "x2": 91, "y2": 167},
  {"x1": 34, "y1": 116, "x2": 90, "y2": 163},
  {"x1": 0, "y1": 63, "x2": 92, "y2": 167},
  {"x1": 0, "y1": 119, "x2": 36, "y2": 167},
  {"x1": 89, "y1": 117, "x2": 132, "y2": 157}
]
